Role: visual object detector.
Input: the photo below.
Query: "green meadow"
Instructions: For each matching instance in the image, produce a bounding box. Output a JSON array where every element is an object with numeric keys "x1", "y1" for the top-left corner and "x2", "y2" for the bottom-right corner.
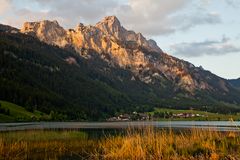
[
  {"x1": 0, "y1": 100, "x2": 47, "y2": 122},
  {"x1": 151, "y1": 108, "x2": 240, "y2": 121}
]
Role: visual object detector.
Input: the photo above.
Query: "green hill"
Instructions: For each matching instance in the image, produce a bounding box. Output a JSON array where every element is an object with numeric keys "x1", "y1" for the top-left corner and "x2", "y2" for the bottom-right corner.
[{"x1": 0, "y1": 100, "x2": 46, "y2": 122}]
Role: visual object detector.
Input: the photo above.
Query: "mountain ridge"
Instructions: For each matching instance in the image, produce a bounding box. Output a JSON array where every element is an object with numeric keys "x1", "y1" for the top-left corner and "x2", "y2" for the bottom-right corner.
[
  {"x1": 1, "y1": 16, "x2": 240, "y2": 120},
  {"x1": 228, "y1": 78, "x2": 240, "y2": 89},
  {"x1": 20, "y1": 16, "x2": 232, "y2": 93}
]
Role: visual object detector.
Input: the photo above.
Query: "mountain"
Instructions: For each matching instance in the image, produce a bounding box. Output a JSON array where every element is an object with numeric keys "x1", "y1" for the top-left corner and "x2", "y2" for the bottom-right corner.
[
  {"x1": 228, "y1": 78, "x2": 240, "y2": 89},
  {"x1": 20, "y1": 16, "x2": 233, "y2": 93},
  {"x1": 1, "y1": 16, "x2": 240, "y2": 120},
  {"x1": 0, "y1": 24, "x2": 136, "y2": 120}
]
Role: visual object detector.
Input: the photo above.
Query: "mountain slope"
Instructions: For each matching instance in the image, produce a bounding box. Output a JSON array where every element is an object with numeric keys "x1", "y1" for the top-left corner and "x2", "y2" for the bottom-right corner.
[
  {"x1": 20, "y1": 16, "x2": 237, "y2": 94},
  {"x1": 0, "y1": 24, "x2": 171, "y2": 120},
  {"x1": 0, "y1": 100, "x2": 44, "y2": 122},
  {"x1": 228, "y1": 78, "x2": 240, "y2": 89},
  {"x1": 0, "y1": 27, "x2": 139, "y2": 120},
  {"x1": 1, "y1": 16, "x2": 240, "y2": 120},
  {"x1": 20, "y1": 17, "x2": 240, "y2": 103}
]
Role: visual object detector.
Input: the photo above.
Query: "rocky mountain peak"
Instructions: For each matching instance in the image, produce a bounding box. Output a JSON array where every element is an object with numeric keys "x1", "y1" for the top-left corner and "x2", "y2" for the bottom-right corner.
[
  {"x1": 95, "y1": 16, "x2": 122, "y2": 39},
  {"x1": 98, "y1": 16, "x2": 121, "y2": 27},
  {"x1": 95, "y1": 16, "x2": 161, "y2": 53},
  {"x1": 21, "y1": 20, "x2": 61, "y2": 33},
  {"x1": 21, "y1": 16, "x2": 161, "y2": 57},
  {"x1": 20, "y1": 16, "x2": 224, "y2": 93},
  {"x1": 21, "y1": 20, "x2": 68, "y2": 47}
]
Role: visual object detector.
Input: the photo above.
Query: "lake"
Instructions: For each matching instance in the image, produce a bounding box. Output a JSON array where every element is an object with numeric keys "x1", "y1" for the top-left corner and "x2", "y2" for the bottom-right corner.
[
  {"x1": 1, "y1": 121, "x2": 240, "y2": 132},
  {"x1": 1, "y1": 121, "x2": 240, "y2": 159}
]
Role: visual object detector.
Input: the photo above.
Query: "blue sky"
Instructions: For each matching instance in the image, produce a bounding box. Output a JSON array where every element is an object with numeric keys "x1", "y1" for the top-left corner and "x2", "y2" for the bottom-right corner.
[{"x1": 0, "y1": 0, "x2": 239, "y2": 79}]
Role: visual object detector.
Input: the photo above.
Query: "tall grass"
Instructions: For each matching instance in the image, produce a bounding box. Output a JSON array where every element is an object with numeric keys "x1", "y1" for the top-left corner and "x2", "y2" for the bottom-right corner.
[
  {"x1": 0, "y1": 130, "x2": 97, "y2": 160},
  {"x1": 0, "y1": 128, "x2": 240, "y2": 160},
  {"x1": 96, "y1": 128, "x2": 240, "y2": 160}
]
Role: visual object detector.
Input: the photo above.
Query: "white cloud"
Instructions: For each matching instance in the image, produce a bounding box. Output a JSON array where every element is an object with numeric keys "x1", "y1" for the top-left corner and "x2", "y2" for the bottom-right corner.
[
  {"x1": 1, "y1": 8, "x2": 54, "y2": 28},
  {"x1": 170, "y1": 36, "x2": 240, "y2": 57},
  {"x1": 176, "y1": 12, "x2": 221, "y2": 31},
  {"x1": 116, "y1": 0, "x2": 190, "y2": 35},
  {"x1": 200, "y1": 0, "x2": 240, "y2": 7},
  {"x1": 225, "y1": 0, "x2": 240, "y2": 7},
  {"x1": 1, "y1": 0, "x2": 120, "y2": 28},
  {"x1": 31, "y1": 0, "x2": 120, "y2": 26},
  {"x1": 0, "y1": 0, "x2": 223, "y2": 37},
  {"x1": 0, "y1": 0, "x2": 11, "y2": 15}
]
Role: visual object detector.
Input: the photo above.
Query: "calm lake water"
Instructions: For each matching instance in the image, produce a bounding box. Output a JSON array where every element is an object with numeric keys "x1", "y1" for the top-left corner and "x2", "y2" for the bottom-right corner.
[{"x1": 1, "y1": 121, "x2": 240, "y2": 132}]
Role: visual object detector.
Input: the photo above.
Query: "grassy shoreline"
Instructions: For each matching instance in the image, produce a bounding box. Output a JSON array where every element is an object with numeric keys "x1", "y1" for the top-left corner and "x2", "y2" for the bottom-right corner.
[
  {"x1": 1, "y1": 100, "x2": 240, "y2": 122},
  {"x1": 1, "y1": 128, "x2": 240, "y2": 160}
]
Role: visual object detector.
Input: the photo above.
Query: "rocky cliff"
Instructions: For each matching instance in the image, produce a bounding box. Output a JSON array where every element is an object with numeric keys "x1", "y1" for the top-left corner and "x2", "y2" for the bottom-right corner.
[{"x1": 20, "y1": 16, "x2": 232, "y2": 93}]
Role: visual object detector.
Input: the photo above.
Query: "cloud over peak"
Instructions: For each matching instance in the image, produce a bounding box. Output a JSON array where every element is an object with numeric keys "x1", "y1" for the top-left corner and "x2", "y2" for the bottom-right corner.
[
  {"x1": 170, "y1": 36, "x2": 240, "y2": 57},
  {"x1": 0, "y1": 0, "x2": 224, "y2": 37}
]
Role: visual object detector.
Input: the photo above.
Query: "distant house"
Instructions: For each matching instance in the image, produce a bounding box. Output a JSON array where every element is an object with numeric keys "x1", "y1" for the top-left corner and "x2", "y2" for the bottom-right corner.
[
  {"x1": 173, "y1": 113, "x2": 205, "y2": 118},
  {"x1": 118, "y1": 114, "x2": 131, "y2": 121}
]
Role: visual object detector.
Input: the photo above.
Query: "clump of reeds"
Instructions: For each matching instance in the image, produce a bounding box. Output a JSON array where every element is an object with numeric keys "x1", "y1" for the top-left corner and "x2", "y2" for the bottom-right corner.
[
  {"x1": 0, "y1": 130, "x2": 97, "y2": 160},
  {"x1": 94, "y1": 127, "x2": 240, "y2": 160},
  {"x1": 0, "y1": 128, "x2": 240, "y2": 160}
]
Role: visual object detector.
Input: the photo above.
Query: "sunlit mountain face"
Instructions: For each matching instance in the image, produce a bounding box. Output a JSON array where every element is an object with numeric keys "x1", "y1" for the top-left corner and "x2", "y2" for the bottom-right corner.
[{"x1": 18, "y1": 17, "x2": 234, "y2": 93}]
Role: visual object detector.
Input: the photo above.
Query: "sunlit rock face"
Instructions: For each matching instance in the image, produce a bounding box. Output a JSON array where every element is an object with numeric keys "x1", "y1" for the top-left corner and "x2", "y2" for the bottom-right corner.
[
  {"x1": 21, "y1": 16, "x2": 229, "y2": 93},
  {"x1": 21, "y1": 20, "x2": 68, "y2": 47}
]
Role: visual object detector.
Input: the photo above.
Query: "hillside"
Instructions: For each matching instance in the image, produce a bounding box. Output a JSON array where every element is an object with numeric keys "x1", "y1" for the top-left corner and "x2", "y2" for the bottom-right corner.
[
  {"x1": 20, "y1": 16, "x2": 236, "y2": 94},
  {"x1": 0, "y1": 100, "x2": 45, "y2": 122},
  {"x1": 1, "y1": 16, "x2": 240, "y2": 120},
  {"x1": 0, "y1": 29, "x2": 138, "y2": 120},
  {"x1": 228, "y1": 78, "x2": 240, "y2": 89}
]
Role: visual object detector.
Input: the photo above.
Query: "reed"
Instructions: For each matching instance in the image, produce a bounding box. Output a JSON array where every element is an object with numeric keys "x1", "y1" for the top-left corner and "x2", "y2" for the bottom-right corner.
[
  {"x1": 0, "y1": 128, "x2": 240, "y2": 160},
  {"x1": 95, "y1": 127, "x2": 240, "y2": 160},
  {"x1": 0, "y1": 130, "x2": 97, "y2": 160}
]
